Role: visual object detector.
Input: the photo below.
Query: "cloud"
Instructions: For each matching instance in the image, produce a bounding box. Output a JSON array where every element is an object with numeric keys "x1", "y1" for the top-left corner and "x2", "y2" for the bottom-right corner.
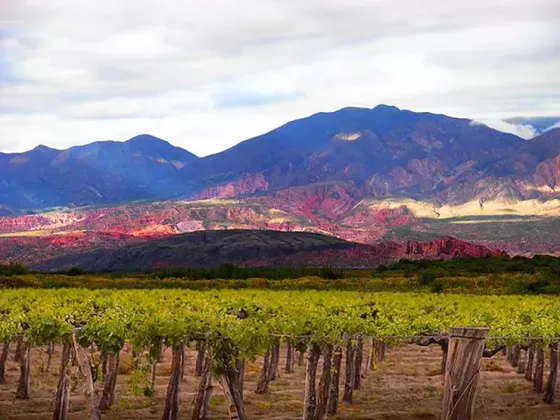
[
  {"x1": 1, "y1": 0, "x2": 559, "y2": 154},
  {"x1": 476, "y1": 119, "x2": 538, "y2": 139}
]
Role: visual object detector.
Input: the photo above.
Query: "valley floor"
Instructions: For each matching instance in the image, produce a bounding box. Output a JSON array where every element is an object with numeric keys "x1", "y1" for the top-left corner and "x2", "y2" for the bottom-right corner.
[{"x1": 0, "y1": 343, "x2": 557, "y2": 419}]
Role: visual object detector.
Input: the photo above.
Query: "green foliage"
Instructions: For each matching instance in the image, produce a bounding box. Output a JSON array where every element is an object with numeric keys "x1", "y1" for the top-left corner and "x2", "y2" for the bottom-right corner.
[
  {"x1": 0, "y1": 289, "x2": 558, "y2": 362},
  {"x1": 318, "y1": 266, "x2": 345, "y2": 280},
  {"x1": 391, "y1": 256, "x2": 560, "y2": 276},
  {"x1": 153, "y1": 264, "x2": 345, "y2": 281},
  {"x1": 66, "y1": 266, "x2": 85, "y2": 276},
  {"x1": 127, "y1": 364, "x2": 151, "y2": 397},
  {"x1": 0, "y1": 263, "x2": 28, "y2": 276},
  {"x1": 430, "y1": 280, "x2": 445, "y2": 293},
  {"x1": 0, "y1": 255, "x2": 559, "y2": 295},
  {"x1": 419, "y1": 271, "x2": 437, "y2": 286}
]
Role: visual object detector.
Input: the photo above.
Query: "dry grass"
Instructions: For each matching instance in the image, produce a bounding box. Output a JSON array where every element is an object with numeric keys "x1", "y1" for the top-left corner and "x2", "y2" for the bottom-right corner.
[{"x1": 0, "y1": 344, "x2": 558, "y2": 419}]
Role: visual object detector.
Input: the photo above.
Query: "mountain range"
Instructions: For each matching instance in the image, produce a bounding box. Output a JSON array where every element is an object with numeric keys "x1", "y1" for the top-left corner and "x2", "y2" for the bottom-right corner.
[{"x1": 1, "y1": 104, "x2": 559, "y2": 268}]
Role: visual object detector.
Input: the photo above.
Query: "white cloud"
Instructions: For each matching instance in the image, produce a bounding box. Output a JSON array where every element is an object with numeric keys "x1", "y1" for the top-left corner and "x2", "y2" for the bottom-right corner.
[
  {"x1": 477, "y1": 120, "x2": 538, "y2": 139},
  {"x1": 0, "y1": 0, "x2": 559, "y2": 154}
]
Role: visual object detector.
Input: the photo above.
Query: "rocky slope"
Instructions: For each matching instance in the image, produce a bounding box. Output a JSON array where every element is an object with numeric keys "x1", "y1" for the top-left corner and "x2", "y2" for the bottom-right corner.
[
  {"x1": 0, "y1": 185, "x2": 558, "y2": 261},
  {"x1": 28, "y1": 230, "x2": 505, "y2": 272}
]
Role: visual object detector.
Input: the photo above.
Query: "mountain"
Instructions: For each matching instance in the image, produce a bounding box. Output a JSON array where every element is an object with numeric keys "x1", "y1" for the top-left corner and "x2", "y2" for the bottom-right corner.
[
  {"x1": 0, "y1": 134, "x2": 198, "y2": 212},
  {"x1": 0, "y1": 105, "x2": 559, "y2": 261},
  {"x1": 26, "y1": 230, "x2": 505, "y2": 272},
  {"x1": 183, "y1": 105, "x2": 525, "y2": 204}
]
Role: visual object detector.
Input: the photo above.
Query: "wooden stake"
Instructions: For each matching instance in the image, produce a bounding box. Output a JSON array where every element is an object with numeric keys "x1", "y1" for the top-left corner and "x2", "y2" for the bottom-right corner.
[
  {"x1": 511, "y1": 345, "x2": 520, "y2": 368},
  {"x1": 162, "y1": 344, "x2": 184, "y2": 420},
  {"x1": 517, "y1": 347, "x2": 526, "y2": 374},
  {"x1": 365, "y1": 337, "x2": 374, "y2": 372},
  {"x1": 534, "y1": 347, "x2": 544, "y2": 392},
  {"x1": 99, "y1": 352, "x2": 120, "y2": 410},
  {"x1": 353, "y1": 336, "x2": 363, "y2": 389},
  {"x1": 237, "y1": 358, "x2": 245, "y2": 401},
  {"x1": 14, "y1": 336, "x2": 22, "y2": 363},
  {"x1": 53, "y1": 342, "x2": 73, "y2": 420},
  {"x1": 441, "y1": 327, "x2": 489, "y2": 420},
  {"x1": 150, "y1": 361, "x2": 158, "y2": 395},
  {"x1": 46, "y1": 341, "x2": 54, "y2": 373},
  {"x1": 524, "y1": 345, "x2": 534, "y2": 382},
  {"x1": 72, "y1": 331, "x2": 102, "y2": 420},
  {"x1": 543, "y1": 343, "x2": 558, "y2": 404},
  {"x1": 314, "y1": 345, "x2": 332, "y2": 420},
  {"x1": 195, "y1": 341, "x2": 206, "y2": 377},
  {"x1": 0, "y1": 342, "x2": 9, "y2": 384},
  {"x1": 220, "y1": 375, "x2": 241, "y2": 420},
  {"x1": 192, "y1": 355, "x2": 213, "y2": 420},
  {"x1": 285, "y1": 342, "x2": 295, "y2": 373},
  {"x1": 219, "y1": 359, "x2": 245, "y2": 420},
  {"x1": 16, "y1": 340, "x2": 30, "y2": 399},
  {"x1": 327, "y1": 345, "x2": 343, "y2": 415},
  {"x1": 255, "y1": 348, "x2": 271, "y2": 394},
  {"x1": 440, "y1": 339, "x2": 449, "y2": 374},
  {"x1": 270, "y1": 340, "x2": 280, "y2": 381},
  {"x1": 342, "y1": 338, "x2": 355, "y2": 403},
  {"x1": 302, "y1": 343, "x2": 321, "y2": 420}
]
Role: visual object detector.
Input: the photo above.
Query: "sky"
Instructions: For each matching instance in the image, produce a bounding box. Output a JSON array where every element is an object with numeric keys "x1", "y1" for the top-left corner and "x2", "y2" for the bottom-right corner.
[{"x1": 1, "y1": 0, "x2": 559, "y2": 156}]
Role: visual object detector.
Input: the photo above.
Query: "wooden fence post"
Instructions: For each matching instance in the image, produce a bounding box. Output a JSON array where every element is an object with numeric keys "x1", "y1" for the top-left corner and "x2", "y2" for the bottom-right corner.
[{"x1": 441, "y1": 327, "x2": 489, "y2": 420}]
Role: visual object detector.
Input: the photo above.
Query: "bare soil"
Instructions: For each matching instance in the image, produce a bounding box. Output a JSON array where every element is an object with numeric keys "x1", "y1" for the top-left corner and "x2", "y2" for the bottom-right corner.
[{"x1": 0, "y1": 343, "x2": 558, "y2": 419}]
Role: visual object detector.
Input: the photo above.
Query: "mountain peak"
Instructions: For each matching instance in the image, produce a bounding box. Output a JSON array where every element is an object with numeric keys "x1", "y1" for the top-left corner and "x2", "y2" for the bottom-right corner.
[
  {"x1": 372, "y1": 104, "x2": 401, "y2": 112},
  {"x1": 126, "y1": 134, "x2": 169, "y2": 146},
  {"x1": 31, "y1": 144, "x2": 58, "y2": 153}
]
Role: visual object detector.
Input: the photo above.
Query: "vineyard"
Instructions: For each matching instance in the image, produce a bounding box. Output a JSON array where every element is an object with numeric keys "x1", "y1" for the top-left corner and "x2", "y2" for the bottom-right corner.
[{"x1": 0, "y1": 289, "x2": 559, "y2": 419}]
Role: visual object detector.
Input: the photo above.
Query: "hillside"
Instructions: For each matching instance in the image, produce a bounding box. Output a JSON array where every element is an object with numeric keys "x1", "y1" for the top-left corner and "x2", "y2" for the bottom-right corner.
[
  {"x1": 183, "y1": 105, "x2": 529, "y2": 205},
  {"x1": 27, "y1": 229, "x2": 505, "y2": 272}
]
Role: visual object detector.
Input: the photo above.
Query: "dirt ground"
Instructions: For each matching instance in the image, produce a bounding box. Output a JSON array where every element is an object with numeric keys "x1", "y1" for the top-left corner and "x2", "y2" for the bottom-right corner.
[{"x1": 0, "y1": 343, "x2": 558, "y2": 419}]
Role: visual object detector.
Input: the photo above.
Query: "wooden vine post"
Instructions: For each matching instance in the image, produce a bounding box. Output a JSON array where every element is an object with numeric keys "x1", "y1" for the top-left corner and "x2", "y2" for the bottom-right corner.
[
  {"x1": 53, "y1": 341, "x2": 73, "y2": 420},
  {"x1": 543, "y1": 342, "x2": 558, "y2": 404},
  {"x1": 302, "y1": 343, "x2": 321, "y2": 420},
  {"x1": 0, "y1": 342, "x2": 8, "y2": 384},
  {"x1": 441, "y1": 327, "x2": 489, "y2": 420},
  {"x1": 72, "y1": 331, "x2": 102, "y2": 420}
]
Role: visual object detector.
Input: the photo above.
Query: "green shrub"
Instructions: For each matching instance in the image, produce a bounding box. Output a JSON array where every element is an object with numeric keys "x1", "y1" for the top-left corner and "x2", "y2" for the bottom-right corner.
[
  {"x1": 0, "y1": 263, "x2": 28, "y2": 276},
  {"x1": 319, "y1": 266, "x2": 345, "y2": 280},
  {"x1": 430, "y1": 280, "x2": 445, "y2": 293},
  {"x1": 66, "y1": 266, "x2": 85, "y2": 276},
  {"x1": 419, "y1": 270, "x2": 437, "y2": 285},
  {"x1": 153, "y1": 265, "x2": 345, "y2": 281}
]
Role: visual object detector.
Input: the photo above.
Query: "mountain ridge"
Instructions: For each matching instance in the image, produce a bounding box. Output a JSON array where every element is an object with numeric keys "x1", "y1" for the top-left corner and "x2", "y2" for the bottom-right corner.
[
  {"x1": 23, "y1": 229, "x2": 506, "y2": 272},
  {"x1": 0, "y1": 134, "x2": 199, "y2": 211}
]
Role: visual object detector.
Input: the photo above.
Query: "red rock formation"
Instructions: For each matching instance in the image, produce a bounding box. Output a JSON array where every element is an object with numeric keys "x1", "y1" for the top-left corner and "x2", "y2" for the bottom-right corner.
[
  {"x1": 193, "y1": 173, "x2": 269, "y2": 200},
  {"x1": 248, "y1": 237, "x2": 507, "y2": 268},
  {"x1": 534, "y1": 156, "x2": 560, "y2": 193}
]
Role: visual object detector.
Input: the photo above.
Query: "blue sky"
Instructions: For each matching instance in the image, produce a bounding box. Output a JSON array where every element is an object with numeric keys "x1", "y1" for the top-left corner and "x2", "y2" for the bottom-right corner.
[{"x1": 1, "y1": 0, "x2": 559, "y2": 155}]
